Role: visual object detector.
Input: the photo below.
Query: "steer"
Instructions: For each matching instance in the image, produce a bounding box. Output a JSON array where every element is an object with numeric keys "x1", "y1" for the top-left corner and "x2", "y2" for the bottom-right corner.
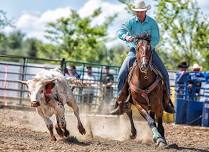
[{"x1": 19, "y1": 68, "x2": 86, "y2": 141}]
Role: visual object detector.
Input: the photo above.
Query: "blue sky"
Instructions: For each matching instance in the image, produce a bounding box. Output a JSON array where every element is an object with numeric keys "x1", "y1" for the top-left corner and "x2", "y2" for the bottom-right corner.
[
  {"x1": 1, "y1": 0, "x2": 208, "y2": 47},
  {"x1": 1, "y1": 0, "x2": 120, "y2": 18}
]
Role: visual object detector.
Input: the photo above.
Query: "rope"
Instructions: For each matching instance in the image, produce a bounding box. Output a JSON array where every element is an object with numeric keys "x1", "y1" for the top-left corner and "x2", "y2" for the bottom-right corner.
[{"x1": 187, "y1": 115, "x2": 202, "y2": 125}]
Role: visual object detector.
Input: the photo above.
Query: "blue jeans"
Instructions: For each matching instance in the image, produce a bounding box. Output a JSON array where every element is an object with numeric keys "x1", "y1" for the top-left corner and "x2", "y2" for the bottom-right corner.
[{"x1": 117, "y1": 47, "x2": 170, "y2": 96}]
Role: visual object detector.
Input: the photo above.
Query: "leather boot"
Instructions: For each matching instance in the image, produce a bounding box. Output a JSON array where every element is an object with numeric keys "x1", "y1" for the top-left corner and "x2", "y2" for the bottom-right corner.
[{"x1": 164, "y1": 99, "x2": 175, "y2": 113}]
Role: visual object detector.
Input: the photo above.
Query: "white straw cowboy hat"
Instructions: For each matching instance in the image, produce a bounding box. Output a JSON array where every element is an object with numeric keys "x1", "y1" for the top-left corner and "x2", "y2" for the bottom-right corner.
[
  {"x1": 192, "y1": 63, "x2": 202, "y2": 70},
  {"x1": 131, "y1": 1, "x2": 151, "y2": 12}
]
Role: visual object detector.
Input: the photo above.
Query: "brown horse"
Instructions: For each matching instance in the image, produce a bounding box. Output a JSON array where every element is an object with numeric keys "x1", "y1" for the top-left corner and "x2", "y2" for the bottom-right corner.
[{"x1": 117, "y1": 34, "x2": 168, "y2": 147}]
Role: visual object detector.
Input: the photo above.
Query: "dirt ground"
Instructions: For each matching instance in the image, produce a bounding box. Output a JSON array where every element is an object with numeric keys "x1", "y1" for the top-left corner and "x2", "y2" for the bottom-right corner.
[{"x1": 0, "y1": 106, "x2": 209, "y2": 152}]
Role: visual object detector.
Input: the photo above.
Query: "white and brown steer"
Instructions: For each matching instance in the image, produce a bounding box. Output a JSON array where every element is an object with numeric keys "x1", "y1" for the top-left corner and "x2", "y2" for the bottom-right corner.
[{"x1": 19, "y1": 69, "x2": 86, "y2": 141}]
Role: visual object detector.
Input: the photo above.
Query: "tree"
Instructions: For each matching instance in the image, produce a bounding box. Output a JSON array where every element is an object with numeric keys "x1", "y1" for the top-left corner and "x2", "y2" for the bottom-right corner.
[
  {"x1": 154, "y1": 0, "x2": 209, "y2": 70},
  {"x1": 0, "y1": 10, "x2": 12, "y2": 42},
  {"x1": 24, "y1": 38, "x2": 41, "y2": 58},
  {"x1": 7, "y1": 30, "x2": 25, "y2": 49},
  {"x1": 44, "y1": 8, "x2": 116, "y2": 63},
  {"x1": 118, "y1": 0, "x2": 209, "y2": 70},
  {"x1": 107, "y1": 45, "x2": 128, "y2": 66},
  {"x1": 0, "y1": 10, "x2": 11, "y2": 29},
  {"x1": 0, "y1": 30, "x2": 26, "y2": 56}
]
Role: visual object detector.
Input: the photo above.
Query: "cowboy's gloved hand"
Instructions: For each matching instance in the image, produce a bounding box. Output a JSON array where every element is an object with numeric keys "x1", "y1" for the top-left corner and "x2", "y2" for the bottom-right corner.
[{"x1": 125, "y1": 35, "x2": 134, "y2": 42}]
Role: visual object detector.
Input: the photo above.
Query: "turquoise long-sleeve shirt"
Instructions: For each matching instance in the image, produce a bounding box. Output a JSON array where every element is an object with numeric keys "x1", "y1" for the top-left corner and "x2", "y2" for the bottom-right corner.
[{"x1": 117, "y1": 15, "x2": 160, "y2": 49}]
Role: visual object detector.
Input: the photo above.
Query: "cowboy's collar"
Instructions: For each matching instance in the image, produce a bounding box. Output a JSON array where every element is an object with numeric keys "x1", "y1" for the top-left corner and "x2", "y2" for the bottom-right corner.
[{"x1": 135, "y1": 15, "x2": 148, "y2": 23}]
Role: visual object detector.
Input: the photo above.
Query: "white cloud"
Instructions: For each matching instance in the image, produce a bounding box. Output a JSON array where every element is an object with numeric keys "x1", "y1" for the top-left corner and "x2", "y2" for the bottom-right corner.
[
  {"x1": 197, "y1": 1, "x2": 209, "y2": 14},
  {"x1": 6, "y1": 0, "x2": 208, "y2": 49},
  {"x1": 3, "y1": 7, "x2": 72, "y2": 42},
  {"x1": 79, "y1": 0, "x2": 131, "y2": 45},
  {"x1": 3, "y1": 0, "x2": 131, "y2": 47}
]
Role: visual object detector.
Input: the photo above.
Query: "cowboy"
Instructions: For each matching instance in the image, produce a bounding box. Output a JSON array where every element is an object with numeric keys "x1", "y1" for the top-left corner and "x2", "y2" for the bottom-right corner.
[
  {"x1": 176, "y1": 61, "x2": 190, "y2": 99},
  {"x1": 111, "y1": 0, "x2": 174, "y2": 114},
  {"x1": 188, "y1": 63, "x2": 204, "y2": 101}
]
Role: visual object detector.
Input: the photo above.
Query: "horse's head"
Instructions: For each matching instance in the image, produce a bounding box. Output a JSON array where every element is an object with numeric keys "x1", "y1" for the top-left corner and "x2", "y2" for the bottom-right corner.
[{"x1": 135, "y1": 34, "x2": 152, "y2": 73}]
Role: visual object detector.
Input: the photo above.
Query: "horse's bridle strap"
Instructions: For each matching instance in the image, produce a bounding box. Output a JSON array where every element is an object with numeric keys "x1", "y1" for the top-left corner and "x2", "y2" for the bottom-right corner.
[
  {"x1": 130, "y1": 76, "x2": 161, "y2": 94},
  {"x1": 129, "y1": 76, "x2": 161, "y2": 107}
]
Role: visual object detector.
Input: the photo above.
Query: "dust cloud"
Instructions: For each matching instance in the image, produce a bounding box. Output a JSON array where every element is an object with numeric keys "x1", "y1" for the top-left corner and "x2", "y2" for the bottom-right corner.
[{"x1": 0, "y1": 106, "x2": 153, "y2": 144}]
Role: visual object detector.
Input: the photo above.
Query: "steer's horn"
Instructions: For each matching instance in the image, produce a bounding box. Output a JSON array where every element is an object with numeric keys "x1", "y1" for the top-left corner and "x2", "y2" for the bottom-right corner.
[{"x1": 17, "y1": 80, "x2": 28, "y2": 85}]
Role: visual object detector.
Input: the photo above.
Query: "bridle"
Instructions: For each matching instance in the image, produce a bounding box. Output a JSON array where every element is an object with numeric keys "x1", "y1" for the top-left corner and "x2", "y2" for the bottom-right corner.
[{"x1": 136, "y1": 39, "x2": 152, "y2": 78}]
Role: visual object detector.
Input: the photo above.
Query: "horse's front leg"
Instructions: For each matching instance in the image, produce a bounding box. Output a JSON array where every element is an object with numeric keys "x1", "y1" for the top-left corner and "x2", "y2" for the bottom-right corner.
[
  {"x1": 126, "y1": 110, "x2": 137, "y2": 139},
  {"x1": 134, "y1": 104, "x2": 167, "y2": 147},
  {"x1": 150, "y1": 111, "x2": 166, "y2": 145}
]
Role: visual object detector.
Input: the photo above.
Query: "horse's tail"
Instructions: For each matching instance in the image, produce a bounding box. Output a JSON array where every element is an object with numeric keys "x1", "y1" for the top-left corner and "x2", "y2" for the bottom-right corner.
[
  {"x1": 162, "y1": 81, "x2": 169, "y2": 110},
  {"x1": 162, "y1": 80, "x2": 175, "y2": 113}
]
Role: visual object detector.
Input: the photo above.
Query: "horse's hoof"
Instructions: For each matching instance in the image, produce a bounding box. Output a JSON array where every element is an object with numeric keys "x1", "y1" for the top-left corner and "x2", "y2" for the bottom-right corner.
[
  {"x1": 130, "y1": 134, "x2": 136, "y2": 139},
  {"x1": 158, "y1": 141, "x2": 167, "y2": 148},
  {"x1": 156, "y1": 138, "x2": 167, "y2": 147}
]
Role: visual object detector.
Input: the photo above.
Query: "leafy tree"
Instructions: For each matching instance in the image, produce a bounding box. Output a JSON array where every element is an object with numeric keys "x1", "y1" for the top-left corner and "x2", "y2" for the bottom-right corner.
[
  {"x1": 0, "y1": 30, "x2": 41, "y2": 57},
  {"x1": 7, "y1": 30, "x2": 25, "y2": 49},
  {"x1": 118, "y1": 0, "x2": 209, "y2": 70},
  {"x1": 44, "y1": 8, "x2": 116, "y2": 63},
  {"x1": 24, "y1": 38, "x2": 42, "y2": 58},
  {"x1": 154, "y1": 0, "x2": 209, "y2": 70},
  {"x1": 107, "y1": 45, "x2": 128, "y2": 66},
  {"x1": 0, "y1": 10, "x2": 12, "y2": 42},
  {"x1": 37, "y1": 43, "x2": 62, "y2": 59},
  {"x1": 0, "y1": 30, "x2": 26, "y2": 56},
  {"x1": 0, "y1": 10, "x2": 11, "y2": 29}
]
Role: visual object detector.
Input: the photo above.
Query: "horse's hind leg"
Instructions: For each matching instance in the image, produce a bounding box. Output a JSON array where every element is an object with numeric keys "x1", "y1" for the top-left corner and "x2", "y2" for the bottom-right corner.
[{"x1": 126, "y1": 110, "x2": 137, "y2": 139}]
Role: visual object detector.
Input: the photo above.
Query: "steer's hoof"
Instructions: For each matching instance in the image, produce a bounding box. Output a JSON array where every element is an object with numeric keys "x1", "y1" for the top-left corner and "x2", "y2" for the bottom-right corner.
[
  {"x1": 55, "y1": 126, "x2": 64, "y2": 137},
  {"x1": 130, "y1": 134, "x2": 136, "y2": 139},
  {"x1": 31, "y1": 101, "x2": 40, "y2": 107},
  {"x1": 50, "y1": 136, "x2": 57, "y2": 141},
  {"x1": 78, "y1": 124, "x2": 86, "y2": 135},
  {"x1": 64, "y1": 130, "x2": 70, "y2": 137}
]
